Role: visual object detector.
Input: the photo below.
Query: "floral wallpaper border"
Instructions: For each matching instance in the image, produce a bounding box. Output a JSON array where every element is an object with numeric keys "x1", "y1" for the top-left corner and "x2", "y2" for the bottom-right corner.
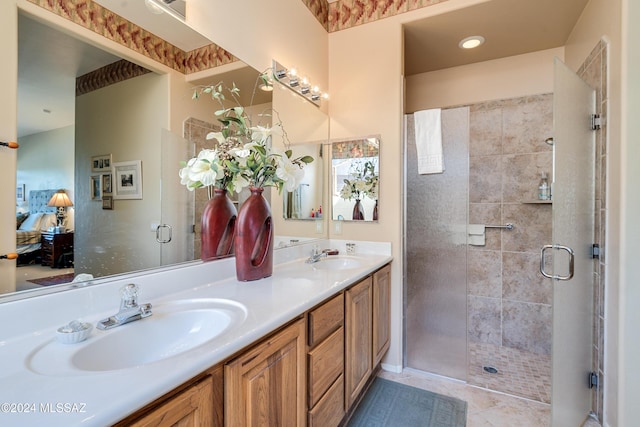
[{"x1": 25, "y1": 0, "x2": 237, "y2": 75}]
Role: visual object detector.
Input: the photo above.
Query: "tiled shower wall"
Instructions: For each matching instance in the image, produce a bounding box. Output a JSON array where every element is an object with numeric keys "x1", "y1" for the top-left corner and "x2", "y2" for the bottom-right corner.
[
  {"x1": 577, "y1": 40, "x2": 608, "y2": 423},
  {"x1": 465, "y1": 94, "x2": 554, "y2": 403}
]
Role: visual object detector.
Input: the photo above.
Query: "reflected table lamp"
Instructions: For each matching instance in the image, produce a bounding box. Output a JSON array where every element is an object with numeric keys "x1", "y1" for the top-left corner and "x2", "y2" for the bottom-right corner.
[{"x1": 47, "y1": 190, "x2": 73, "y2": 230}]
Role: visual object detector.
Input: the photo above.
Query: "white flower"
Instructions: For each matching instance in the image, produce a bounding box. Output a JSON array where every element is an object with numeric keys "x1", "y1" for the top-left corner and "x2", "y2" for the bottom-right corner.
[
  {"x1": 354, "y1": 179, "x2": 369, "y2": 193},
  {"x1": 276, "y1": 158, "x2": 305, "y2": 192},
  {"x1": 231, "y1": 173, "x2": 251, "y2": 193},
  {"x1": 187, "y1": 149, "x2": 224, "y2": 187},
  {"x1": 205, "y1": 131, "x2": 226, "y2": 145},
  {"x1": 250, "y1": 125, "x2": 272, "y2": 143},
  {"x1": 340, "y1": 184, "x2": 353, "y2": 200}
]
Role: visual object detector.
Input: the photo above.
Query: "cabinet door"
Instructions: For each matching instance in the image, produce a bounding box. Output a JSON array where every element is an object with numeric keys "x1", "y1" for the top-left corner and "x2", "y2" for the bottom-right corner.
[
  {"x1": 345, "y1": 276, "x2": 372, "y2": 408},
  {"x1": 225, "y1": 319, "x2": 306, "y2": 427},
  {"x1": 373, "y1": 264, "x2": 391, "y2": 367},
  {"x1": 128, "y1": 375, "x2": 214, "y2": 427}
]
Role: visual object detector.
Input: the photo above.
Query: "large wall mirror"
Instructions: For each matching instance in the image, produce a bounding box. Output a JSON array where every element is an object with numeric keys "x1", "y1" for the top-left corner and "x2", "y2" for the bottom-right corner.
[
  {"x1": 331, "y1": 136, "x2": 380, "y2": 222},
  {"x1": 8, "y1": 1, "x2": 328, "y2": 300}
]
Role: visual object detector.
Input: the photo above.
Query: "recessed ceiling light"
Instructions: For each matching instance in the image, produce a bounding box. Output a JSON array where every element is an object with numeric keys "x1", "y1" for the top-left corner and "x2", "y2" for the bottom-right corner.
[{"x1": 459, "y1": 35, "x2": 485, "y2": 49}]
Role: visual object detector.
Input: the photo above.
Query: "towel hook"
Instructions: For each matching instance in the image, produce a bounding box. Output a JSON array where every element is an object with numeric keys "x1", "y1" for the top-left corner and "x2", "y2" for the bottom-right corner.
[{"x1": 0, "y1": 141, "x2": 19, "y2": 149}]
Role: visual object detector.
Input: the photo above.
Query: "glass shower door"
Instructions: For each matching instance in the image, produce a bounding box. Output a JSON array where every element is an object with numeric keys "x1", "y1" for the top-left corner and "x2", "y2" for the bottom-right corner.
[
  {"x1": 548, "y1": 58, "x2": 595, "y2": 426},
  {"x1": 160, "y1": 128, "x2": 194, "y2": 266},
  {"x1": 404, "y1": 107, "x2": 469, "y2": 380}
]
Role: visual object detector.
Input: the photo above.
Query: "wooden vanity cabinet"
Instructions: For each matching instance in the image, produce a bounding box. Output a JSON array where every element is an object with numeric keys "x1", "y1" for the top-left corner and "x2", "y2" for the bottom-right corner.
[
  {"x1": 373, "y1": 264, "x2": 391, "y2": 367},
  {"x1": 345, "y1": 264, "x2": 392, "y2": 409},
  {"x1": 225, "y1": 318, "x2": 306, "y2": 427},
  {"x1": 345, "y1": 276, "x2": 373, "y2": 408},
  {"x1": 114, "y1": 365, "x2": 223, "y2": 427},
  {"x1": 306, "y1": 294, "x2": 345, "y2": 427}
]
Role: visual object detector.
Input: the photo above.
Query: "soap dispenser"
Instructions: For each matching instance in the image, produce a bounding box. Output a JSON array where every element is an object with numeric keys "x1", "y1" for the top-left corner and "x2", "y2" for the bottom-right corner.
[{"x1": 538, "y1": 172, "x2": 551, "y2": 200}]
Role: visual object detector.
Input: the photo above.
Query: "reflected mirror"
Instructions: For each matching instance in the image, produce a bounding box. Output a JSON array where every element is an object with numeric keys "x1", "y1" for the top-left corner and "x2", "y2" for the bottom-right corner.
[
  {"x1": 331, "y1": 136, "x2": 380, "y2": 222},
  {"x1": 9, "y1": 2, "x2": 328, "y2": 299}
]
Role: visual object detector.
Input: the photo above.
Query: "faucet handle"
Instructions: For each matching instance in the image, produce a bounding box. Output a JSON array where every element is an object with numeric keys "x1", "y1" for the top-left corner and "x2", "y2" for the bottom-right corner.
[{"x1": 120, "y1": 284, "x2": 139, "y2": 309}]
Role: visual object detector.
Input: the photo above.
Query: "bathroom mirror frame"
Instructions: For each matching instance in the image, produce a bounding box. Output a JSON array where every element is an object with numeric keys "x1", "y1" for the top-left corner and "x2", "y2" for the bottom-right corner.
[
  {"x1": 5, "y1": 1, "x2": 328, "y2": 302},
  {"x1": 330, "y1": 135, "x2": 380, "y2": 222}
]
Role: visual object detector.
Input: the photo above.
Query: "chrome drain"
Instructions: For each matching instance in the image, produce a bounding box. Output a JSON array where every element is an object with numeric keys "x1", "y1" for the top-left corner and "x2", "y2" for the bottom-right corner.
[{"x1": 483, "y1": 366, "x2": 498, "y2": 374}]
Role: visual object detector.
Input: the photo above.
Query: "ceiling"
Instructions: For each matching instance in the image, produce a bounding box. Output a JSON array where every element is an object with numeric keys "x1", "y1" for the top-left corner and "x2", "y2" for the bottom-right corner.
[{"x1": 403, "y1": 0, "x2": 590, "y2": 75}]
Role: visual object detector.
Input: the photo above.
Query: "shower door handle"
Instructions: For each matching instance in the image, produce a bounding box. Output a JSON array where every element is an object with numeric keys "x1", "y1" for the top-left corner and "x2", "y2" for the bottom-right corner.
[
  {"x1": 540, "y1": 244, "x2": 574, "y2": 281},
  {"x1": 155, "y1": 224, "x2": 172, "y2": 244}
]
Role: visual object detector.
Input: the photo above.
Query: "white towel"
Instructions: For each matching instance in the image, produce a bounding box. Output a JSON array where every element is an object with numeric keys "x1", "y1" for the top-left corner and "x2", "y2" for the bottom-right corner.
[
  {"x1": 414, "y1": 109, "x2": 445, "y2": 174},
  {"x1": 467, "y1": 224, "x2": 486, "y2": 246}
]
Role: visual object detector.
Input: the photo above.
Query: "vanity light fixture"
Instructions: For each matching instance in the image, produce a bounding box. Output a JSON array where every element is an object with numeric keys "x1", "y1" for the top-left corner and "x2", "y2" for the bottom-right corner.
[
  {"x1": 272, "y1": 60, "x2": 328, "y2": 107},
  {"x1": 459, "y1": 35, "x2": 485, "y2": 49}
]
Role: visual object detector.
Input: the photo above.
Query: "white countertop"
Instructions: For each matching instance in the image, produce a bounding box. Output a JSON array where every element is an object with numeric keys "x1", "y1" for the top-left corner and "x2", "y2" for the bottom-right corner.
[{"x1": 0, "y1": 239, "x2": 391, "y2": 426}]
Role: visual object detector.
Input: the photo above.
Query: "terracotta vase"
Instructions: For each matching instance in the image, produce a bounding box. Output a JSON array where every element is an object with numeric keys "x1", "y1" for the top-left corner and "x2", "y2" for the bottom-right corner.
[
  {"x1": 201, "y1": 188, "x2": 237, "y2": 261},
  {"x1": 234, "y1": 187, "x2": 274, "y2": 281},
  {"x1": 373, "y1": 199, "x2": 378, "y2": 221},
  {"x1": 352, "y1": 199, "x2": 365, "y2": 220}
]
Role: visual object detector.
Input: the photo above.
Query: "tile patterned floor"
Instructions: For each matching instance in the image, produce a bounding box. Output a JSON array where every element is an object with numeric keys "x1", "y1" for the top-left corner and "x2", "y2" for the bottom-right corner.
[
  {"x1": 468, "y1": 342, "x2": 552, "y2": 403},
  {"x1": 379, "y1": 369, "x2": 551, "y2": 427},
  {"x1": 380, "y1": 369, "x2": 602, "y2": 427}
]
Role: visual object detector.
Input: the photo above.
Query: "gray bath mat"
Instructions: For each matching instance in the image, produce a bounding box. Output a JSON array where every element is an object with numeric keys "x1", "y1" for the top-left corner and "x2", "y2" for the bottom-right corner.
[{"x1": 348, "y1": 377, "x2": 467, "y2": 427}]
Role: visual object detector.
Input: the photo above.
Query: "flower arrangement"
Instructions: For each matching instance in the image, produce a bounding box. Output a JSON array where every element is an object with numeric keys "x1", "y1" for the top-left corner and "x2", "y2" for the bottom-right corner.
[
  {"x1": 340, "y1": 160, "x2": 378, "y2": 201},
  {"x1": 179, "y1": 81, "x2": 313, "y2": 196}
]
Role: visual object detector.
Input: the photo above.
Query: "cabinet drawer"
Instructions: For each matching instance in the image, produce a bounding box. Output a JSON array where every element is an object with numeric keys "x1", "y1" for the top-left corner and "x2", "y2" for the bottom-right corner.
[
  {"x1": 308, "y1": 293, "x2": 344, "y2": 347},
  {"x1": 308, "y1": 326, "x2": 344, "y2": 408},
  {"x1": 308, "y1": 374, "x2": 344, "y2": 427}
]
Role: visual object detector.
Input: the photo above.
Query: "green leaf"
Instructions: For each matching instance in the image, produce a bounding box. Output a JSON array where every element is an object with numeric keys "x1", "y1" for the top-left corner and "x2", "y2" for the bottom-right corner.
[
  {"x1": 300, "y1": 156, "x2": 314, "y2": 164},
  {"x1": 203, "y1": 87, "x2": 212, "y2": 94},
  {"x1": 285, "y1": 149, "x2": 292, "y2": 158}
]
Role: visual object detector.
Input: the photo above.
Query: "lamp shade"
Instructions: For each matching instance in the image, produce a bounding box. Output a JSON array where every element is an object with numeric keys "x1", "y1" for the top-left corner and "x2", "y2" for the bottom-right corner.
[{"x1": 47, "y1": 190, "x2": 73, "y2": 208}]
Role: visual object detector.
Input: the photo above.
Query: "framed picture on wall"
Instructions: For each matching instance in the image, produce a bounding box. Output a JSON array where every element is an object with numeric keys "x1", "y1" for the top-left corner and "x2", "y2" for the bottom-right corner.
[
  {"x1": 102, "y1": 174, "x2": 112, "y2": 194},
  {"x1": 91, "y1": 154, "x2": 112, "y2": 173},
  {"x1": 113, "y1": 160, "x2": 142, "y2": 200},
  {"x1": 90, "y1": 175, "x2": 102, "y2": 200},
  {"x1": 16, "y1": 184, "x2": 25, "y2": 202},
  {"x1": 102, "y1": 195, "x2": 113, "y2": 210}
]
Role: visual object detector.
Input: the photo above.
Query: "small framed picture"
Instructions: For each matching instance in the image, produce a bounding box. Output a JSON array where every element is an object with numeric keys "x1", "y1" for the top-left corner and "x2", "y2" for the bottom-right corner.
[
  {"x1": 102, "y1": 195, "x2": 113, "y2": 210},
  {"x1": 102, "y1": 173, "x2": 112, "y2": 194},
  {"x1": 113, "y1": 160, "x2": 142, "y2": 200},
  {"x1": 90, "y1": 175, "x2": 102, "y2": 200},
  {"x1": 16, "y1": 184, "x2": 25, "y2": 202},
  {"x1": 91, "y1": 154, "x2": 112, "y2": 173}
]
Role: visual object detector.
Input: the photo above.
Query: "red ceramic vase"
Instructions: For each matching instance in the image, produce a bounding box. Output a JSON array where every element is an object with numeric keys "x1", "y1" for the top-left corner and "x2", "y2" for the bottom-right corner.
[
  {"x1": 234, "y1": 187, "x2": 274, "y2": 281},
  {"x1": 352, "y1": 199, "x2": 365, "y2": 220},
  {"x1": 201, "y1": 188, "x2": 237, "y2": 260}
]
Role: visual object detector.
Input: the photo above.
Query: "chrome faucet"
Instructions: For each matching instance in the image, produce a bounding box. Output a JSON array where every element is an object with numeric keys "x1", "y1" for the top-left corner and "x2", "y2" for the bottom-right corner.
[
  {"x1": 97, "y1": 284, "x2": 152, "y2": 330},
  {"x1": 306, "y1": 247, "x2": 328, "y2": 264}
]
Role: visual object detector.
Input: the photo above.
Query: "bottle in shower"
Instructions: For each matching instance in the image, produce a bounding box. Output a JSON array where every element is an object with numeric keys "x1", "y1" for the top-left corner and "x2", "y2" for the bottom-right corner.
[{"x1": 538, "y1": 172, "x2": 551, "y2": 200}]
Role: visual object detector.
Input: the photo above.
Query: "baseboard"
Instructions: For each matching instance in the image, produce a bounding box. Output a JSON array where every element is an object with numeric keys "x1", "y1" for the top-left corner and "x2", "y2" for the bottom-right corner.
[{"x1": 380, "y1": 362, "x2": 402, "y2": 373}]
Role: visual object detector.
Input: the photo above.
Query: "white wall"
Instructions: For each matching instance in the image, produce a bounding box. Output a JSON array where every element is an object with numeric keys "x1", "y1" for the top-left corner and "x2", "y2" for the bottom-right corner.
[
  {"x1": 405, "y1": 47, "x2": 563, "y2": 112},
  {"x1": 620, "y1": 1, "x2": 640, "y2": 425},
  {"x1": 74, "y1": 73, "x2": 168, "y2": 277},
  {"x1": 17, "y1": 125, "x2": 75, "y2": 208},
  {"x1": 564, "y1": 0, "x2": 623, "y2": 424},
  {"x1": 187, "y1": 0, "x2": 329, "y2": 103}
]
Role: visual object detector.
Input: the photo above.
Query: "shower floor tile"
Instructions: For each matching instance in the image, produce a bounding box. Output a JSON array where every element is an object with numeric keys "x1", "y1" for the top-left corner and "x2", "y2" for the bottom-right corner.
[{"x1": 468, "y1": 342, "x2": 551, "y2": 403}]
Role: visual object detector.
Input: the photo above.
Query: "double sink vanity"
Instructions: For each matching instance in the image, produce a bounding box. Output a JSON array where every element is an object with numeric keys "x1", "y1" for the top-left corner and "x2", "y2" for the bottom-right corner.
[{"x1": 0, "y1": 239, "x2": 392, "y2": 426}]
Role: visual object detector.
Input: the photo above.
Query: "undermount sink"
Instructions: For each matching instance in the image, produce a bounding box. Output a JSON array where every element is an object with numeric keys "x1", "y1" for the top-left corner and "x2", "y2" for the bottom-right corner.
[
  {"x1": 27, "y1": 298, "x2": 247, "y2": 375},
  {"x1": 311, "y1": 256, "x2": 365, "y2": 271}
]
